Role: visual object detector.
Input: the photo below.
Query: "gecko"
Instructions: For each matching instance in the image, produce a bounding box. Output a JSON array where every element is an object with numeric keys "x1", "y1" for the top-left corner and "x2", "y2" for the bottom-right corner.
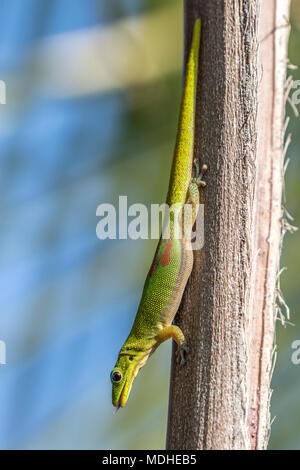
[{"x1": 111, "y1": 18, "x2": 206, "y2": 410}]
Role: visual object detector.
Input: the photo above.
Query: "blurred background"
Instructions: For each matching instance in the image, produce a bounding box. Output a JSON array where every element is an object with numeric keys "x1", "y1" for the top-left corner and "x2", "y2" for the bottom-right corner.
[{"x1": 0, "y1": 0, "x2": 298, "y2": 450}]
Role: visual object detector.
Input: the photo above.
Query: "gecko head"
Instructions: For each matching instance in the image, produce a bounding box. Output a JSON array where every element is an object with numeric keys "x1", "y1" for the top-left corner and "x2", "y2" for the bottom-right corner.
[{"x1": 110, "y1": 352, "x2": 146, "y2": 410}]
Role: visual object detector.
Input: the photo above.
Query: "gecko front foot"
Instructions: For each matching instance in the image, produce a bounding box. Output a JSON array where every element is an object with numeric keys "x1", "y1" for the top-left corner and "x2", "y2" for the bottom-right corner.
[
  {"x1": 176, "y1": 342, "x2": 189, "y2": 365},
  {"x1": 192, "y1": 162, "x2": 207, "y2": 188}
]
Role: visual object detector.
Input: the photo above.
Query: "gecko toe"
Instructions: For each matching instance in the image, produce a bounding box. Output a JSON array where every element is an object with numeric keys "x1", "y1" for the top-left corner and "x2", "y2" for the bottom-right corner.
[
  {"x1": 191, "y1": 164, "x2": 207, "y2": 188},
  {"x1": 176, "y1": 343, "x2": 189, "y2": 365}
]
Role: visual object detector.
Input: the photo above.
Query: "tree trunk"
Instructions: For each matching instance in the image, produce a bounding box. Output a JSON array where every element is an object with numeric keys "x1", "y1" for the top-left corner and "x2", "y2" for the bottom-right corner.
[{"x1": 166, "y1": 0, "x2": 291, "y2": 450}]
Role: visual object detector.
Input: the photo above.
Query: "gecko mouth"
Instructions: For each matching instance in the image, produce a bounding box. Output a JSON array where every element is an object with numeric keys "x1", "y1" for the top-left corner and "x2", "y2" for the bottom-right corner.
[
  {"x1": 115, "y1": 382, "x2": 126, "y2": 412},
  {"x1": 114, "y1": 362, "x2": 140, "y2": 411}
]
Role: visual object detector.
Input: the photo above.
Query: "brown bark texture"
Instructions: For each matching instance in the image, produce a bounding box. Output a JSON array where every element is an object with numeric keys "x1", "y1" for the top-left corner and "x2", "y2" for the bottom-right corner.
[{"x1": 166, "y1": 0, "x2": 291, "y2": 450}]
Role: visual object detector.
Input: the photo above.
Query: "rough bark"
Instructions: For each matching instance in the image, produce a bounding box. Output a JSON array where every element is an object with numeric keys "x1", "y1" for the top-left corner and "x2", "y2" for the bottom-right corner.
[{"x1": 166, "y1": 0, "x2": 290, "y2": 450}]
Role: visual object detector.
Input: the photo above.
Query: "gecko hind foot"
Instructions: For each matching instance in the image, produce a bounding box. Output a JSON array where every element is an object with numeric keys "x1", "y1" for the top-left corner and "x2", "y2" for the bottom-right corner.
[{"x1": 176, "y1": 342, "x2": 189, "y2": 366}]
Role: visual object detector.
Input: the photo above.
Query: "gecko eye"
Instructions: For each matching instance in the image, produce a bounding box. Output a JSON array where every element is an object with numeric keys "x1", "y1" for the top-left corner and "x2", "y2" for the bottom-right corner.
[{"x1": 110, "y1": 370, "x2": 122, "y2": 383}]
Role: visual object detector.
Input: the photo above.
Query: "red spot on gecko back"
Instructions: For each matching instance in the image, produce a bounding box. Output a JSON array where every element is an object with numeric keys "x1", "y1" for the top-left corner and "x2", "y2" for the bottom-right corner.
[
  {"x1": 149, "y1": 242, "x2": 160, "y2": 277},
  {"x1": 160, "y1": 239, "x2": 173, "y2": 267}
]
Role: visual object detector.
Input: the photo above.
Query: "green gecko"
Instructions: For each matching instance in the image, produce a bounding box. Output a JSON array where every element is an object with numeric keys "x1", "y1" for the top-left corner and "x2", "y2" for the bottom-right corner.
[{"x1": 111, "y1": 18, "x2": 206, "y2": 410}]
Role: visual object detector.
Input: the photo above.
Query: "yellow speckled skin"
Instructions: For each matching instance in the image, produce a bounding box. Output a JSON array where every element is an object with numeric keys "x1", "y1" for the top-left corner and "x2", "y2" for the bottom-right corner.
[{"x1": 111, "y1": 19, "x2": 202, "y2": 409}]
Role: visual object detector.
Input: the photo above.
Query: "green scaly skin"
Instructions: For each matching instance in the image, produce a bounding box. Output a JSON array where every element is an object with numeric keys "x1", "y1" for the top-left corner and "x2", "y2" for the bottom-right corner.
[{"x1": 111, "y1": 18, "x2": 206, "y2": 409}]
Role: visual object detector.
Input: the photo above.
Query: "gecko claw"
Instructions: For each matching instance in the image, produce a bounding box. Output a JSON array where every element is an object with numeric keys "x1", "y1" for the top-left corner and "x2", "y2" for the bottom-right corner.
[{"x1": 176, "y1": 343, "x2": 189, "y2": 365}]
